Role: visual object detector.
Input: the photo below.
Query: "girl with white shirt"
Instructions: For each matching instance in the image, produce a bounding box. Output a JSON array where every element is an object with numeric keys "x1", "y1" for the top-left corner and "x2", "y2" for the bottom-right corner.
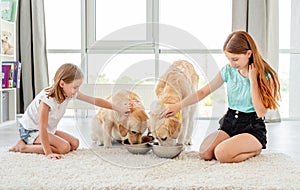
[{"x1": 10, "y1": 63, "x2": 129, "y2": 159}]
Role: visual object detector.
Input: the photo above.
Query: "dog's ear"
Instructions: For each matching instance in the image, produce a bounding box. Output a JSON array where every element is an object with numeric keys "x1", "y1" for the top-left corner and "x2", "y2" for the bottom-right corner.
[
  {"x1": 152, "y1": 130, "x2": 157, "y2": 139},
  {"x1": 155, "y1": 80, "x2": 166, "y2": 97},
  {"x1": 129, "y1": 106, "x2": 135, "y2": 113},
  {"x1": 128, "y1": 91, "x2": 141, "y2": 101},
  {"x1": 167, "y1": 119, "x2": 180, "y2": 138},
  {"x1": 118, "y1": 124, "x2": 128, "y2": 137},
  {"x1": 132, "y1": 109, "x2": 149, "y2": 122}
]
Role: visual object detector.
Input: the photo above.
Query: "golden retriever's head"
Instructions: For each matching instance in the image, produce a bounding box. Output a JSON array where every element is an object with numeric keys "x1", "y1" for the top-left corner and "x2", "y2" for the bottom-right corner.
[
  {"x1": 108, "y1": 89, "x2": 149, "y2": 144},
  {"x1": 118, "y1": 107, "x2": 149, "y2": 144},
  {"x1": 151, "y1": 114, "x2": 181, "y2": 146},
  {"x1": 149, "y1": 102, "x2": 181, "y2": 146}
]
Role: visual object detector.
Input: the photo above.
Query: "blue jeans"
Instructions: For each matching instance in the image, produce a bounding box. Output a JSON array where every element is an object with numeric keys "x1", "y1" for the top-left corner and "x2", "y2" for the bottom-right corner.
[{"x1": 18, "y1": 123, "x2": 39, "y2": 144}]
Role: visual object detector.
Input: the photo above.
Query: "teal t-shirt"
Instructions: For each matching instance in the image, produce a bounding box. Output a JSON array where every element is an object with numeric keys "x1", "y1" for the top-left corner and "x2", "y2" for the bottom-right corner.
[{"x1": 221, "y1": 64, "x2": 255, "y2": 113}]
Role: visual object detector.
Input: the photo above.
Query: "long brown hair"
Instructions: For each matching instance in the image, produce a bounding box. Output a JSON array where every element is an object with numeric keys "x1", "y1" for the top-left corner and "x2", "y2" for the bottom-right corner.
[
  {"x1": 45, "y1": 63, "x2": 84, "y2": 103},
  {"x1": 223, "y1": 30, "x2": 280, "y2": 110}
]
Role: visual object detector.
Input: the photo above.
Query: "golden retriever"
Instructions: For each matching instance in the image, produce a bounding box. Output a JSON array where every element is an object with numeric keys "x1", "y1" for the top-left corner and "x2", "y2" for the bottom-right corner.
[
  {"x1": 149, "y1": 60, "x2": 199, "y2": 146},
  {"x1": 91, "y1": 89, "x2": 149, "y2": 148}
]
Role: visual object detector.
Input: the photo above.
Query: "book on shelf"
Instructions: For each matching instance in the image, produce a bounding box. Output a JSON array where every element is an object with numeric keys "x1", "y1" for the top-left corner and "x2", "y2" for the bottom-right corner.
[
  {"x1": 1, "y1": 64, "x2": 10, "y2": 88},
  {"x1": 2, "y1": 61, "x2": 21, "y2": 88},
  {"x1": 9, "y1": 0, "x2": 17, "y2": 22},
  {"x1": 0, "y1": 0, "x2": 13, "y2": 21}
]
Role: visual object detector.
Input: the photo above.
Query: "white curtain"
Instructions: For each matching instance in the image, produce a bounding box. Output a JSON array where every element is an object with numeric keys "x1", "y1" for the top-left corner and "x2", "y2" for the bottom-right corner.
[
  {"x1": 16, "y1": 0, "x2": 49, "y2": 113},
  {"x1": 232, "y1": 0, "x2": 281, "y2": 122},
  {"x1": 289, "y1": 0, "x2": 300, "y2": 119}
]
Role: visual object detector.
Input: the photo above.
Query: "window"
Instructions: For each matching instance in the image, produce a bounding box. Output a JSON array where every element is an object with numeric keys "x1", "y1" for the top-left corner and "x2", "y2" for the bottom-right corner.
[
  {"x1": 95, "y1": 0, "x2": 147, "y2": 41},
  {"x1": 45, "y1": 0, "x2": 231, "y2": 118},
  {"x1": 278, "y1": 0, "x2": 290, "y2": 118},
  {"x1": 160, "y1": 0, "x2": 232, "y2": 50},
  {"x1": 85, "y1": 0, "x2": 232, "y2": 117},
  {"x1": 44, "y1": 0, "x2": 81, "y2": 82},
  {"x1": 278, "y1": 0, "x2": 300, "y2": 119},
  {"x1": 43, "y1": 0, "x2": 300, "y2": 119}
]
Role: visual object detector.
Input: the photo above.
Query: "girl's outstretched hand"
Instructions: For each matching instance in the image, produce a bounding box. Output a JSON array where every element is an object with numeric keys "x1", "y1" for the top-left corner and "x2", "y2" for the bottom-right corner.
[
  {"x1": 160, "y1": 103, "x2": 181, "y2": 119},
  {"x1": 114, "y1": 104, "x2": 131, "y2": 116},
  {"x1": 46, "y1": 153, "x2": 62, "y2": 160}
]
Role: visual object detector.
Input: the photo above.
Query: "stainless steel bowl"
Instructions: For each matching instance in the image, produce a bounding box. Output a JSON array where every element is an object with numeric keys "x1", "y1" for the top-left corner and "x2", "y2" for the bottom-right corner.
[
  {"x1": 124, "y1": 142, "x2": 152, "y2": 154},
  {"x1": 152, "y1": 144, "x2": 184, "y2": 158}
]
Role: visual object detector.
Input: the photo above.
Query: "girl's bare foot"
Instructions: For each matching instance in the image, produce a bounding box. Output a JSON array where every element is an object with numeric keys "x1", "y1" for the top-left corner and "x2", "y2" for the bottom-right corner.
[{"x1": 9, "y1": 140, "x2": 25, "y2": 152}]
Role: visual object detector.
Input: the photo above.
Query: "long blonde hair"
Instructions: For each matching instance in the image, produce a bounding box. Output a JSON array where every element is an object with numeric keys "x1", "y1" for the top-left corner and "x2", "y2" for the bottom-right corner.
[
  {"x1": 223, "y1": 30, "x2": 280, "y2": 110},
  {"x1": 45, "y1": 63, "x2": 84, "y2": 103}
]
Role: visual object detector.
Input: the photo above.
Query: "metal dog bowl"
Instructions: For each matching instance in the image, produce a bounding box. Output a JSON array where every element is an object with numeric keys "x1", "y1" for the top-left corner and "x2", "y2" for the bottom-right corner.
[
  {"x1": 123, "y1": 136, "x2": 154, "y2": 154},
  {"x1": 152, "y1": 144, "x2": 184, "y2": 158},
  {"x1": 123, "y1": 142, "x2": 152, "y2": 154}
]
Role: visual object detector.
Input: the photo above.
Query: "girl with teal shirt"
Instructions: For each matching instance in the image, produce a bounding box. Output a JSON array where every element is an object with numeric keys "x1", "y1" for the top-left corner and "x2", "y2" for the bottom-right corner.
[{"x1": 161, "y1": 31, "x2": 280, "y2": 163}]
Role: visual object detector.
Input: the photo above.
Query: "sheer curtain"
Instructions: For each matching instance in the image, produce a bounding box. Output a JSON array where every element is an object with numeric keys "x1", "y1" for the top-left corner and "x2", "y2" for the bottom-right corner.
[
  {"x1": 16, "y1": 0, "x2": 49, "y2": 113},
  {"x1": 290, "y1": 0, "x2": 300, "y2": 119},
  {"x1": 232, "y1": 0, "x2": 281, "y2": 122}
]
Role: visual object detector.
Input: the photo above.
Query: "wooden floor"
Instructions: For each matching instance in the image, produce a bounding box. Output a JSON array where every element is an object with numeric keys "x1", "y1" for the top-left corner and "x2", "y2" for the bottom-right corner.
[{"x1": 1, "y1": 117, "x2": 299, "y2": 166}]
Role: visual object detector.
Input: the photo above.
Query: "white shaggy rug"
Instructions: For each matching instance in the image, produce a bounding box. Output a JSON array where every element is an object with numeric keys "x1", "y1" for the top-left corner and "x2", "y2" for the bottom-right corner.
[{"x1": 0, "y1": 147, "x2": 299, "y2": 190}]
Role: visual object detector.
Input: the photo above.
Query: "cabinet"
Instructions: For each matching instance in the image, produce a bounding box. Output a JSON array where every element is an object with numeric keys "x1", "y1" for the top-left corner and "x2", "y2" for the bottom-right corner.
[{"x1": 0, "y1": 14, "x2": 17, "y2": 126}]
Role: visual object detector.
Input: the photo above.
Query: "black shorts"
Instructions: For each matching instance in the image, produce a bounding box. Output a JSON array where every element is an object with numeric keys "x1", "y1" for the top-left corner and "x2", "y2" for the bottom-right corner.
[{"x1": 218, "y1": 108, "x2": 267, "y2": 149}]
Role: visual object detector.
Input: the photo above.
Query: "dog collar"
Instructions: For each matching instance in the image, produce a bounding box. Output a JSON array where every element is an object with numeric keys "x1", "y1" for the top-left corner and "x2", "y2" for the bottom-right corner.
[{"x1": 176, "y1": 112, "x2": 181, "y2": 120}]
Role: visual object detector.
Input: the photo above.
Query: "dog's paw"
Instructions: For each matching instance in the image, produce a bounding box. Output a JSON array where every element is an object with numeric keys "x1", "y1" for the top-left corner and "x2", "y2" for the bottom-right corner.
[
  {"x1": 96, "y1": 140, "x2": 104, "y2": 146},
  {"x1": 91, "y1": 135, "x2": 102, "y2": 145},
  {"x1": 184, "y1": 139, "x2": 192, "y2": 146},
  {"x1": 103, "y1": 143, "x2": 112, "y2": 149}
]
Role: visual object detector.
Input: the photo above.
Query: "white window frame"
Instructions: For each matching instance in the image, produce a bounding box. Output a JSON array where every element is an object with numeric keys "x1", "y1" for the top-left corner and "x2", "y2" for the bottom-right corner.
[{"x1": 82, "y1": 0, "x2": 230, "y2": 119}]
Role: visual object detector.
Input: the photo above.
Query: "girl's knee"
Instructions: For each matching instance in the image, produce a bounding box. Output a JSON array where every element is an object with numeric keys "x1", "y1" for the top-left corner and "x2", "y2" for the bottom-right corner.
[
  {"x1": 199, "y1": 146, "x2": 214, "y2": 161},
  {"x1": 57, "y1": 143, "x2": 71, "y2": 154},
  {"x1": 199, "y1": 151, "x2": 214, "y2": 161},
  {"x1": 214, "y1": 144, "x2": 231, "y2": 163},
  {"x1": 71, "y1": 138, "x2": 79, "y2": 151}
]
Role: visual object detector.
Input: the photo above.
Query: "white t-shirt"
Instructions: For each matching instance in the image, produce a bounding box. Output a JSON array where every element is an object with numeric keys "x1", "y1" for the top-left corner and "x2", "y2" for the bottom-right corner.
[{"x1": 19, "y1": 88, "x2": 75, "y2": 134}]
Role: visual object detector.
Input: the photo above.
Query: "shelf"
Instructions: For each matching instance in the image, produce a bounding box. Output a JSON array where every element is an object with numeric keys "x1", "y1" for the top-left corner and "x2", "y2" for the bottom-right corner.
[
  {"x1": 1, "y1": 9, "x2": 17, "y2": 127},
  {"x1": 0, "y1": 88, "x2": 15, "y2": 92},
  {"x1": 0, "y1": 54, "x2": 15, "y2": 58},
  {"x1": 0, "y1": 88, "x2": 16, "y2": 125}
]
